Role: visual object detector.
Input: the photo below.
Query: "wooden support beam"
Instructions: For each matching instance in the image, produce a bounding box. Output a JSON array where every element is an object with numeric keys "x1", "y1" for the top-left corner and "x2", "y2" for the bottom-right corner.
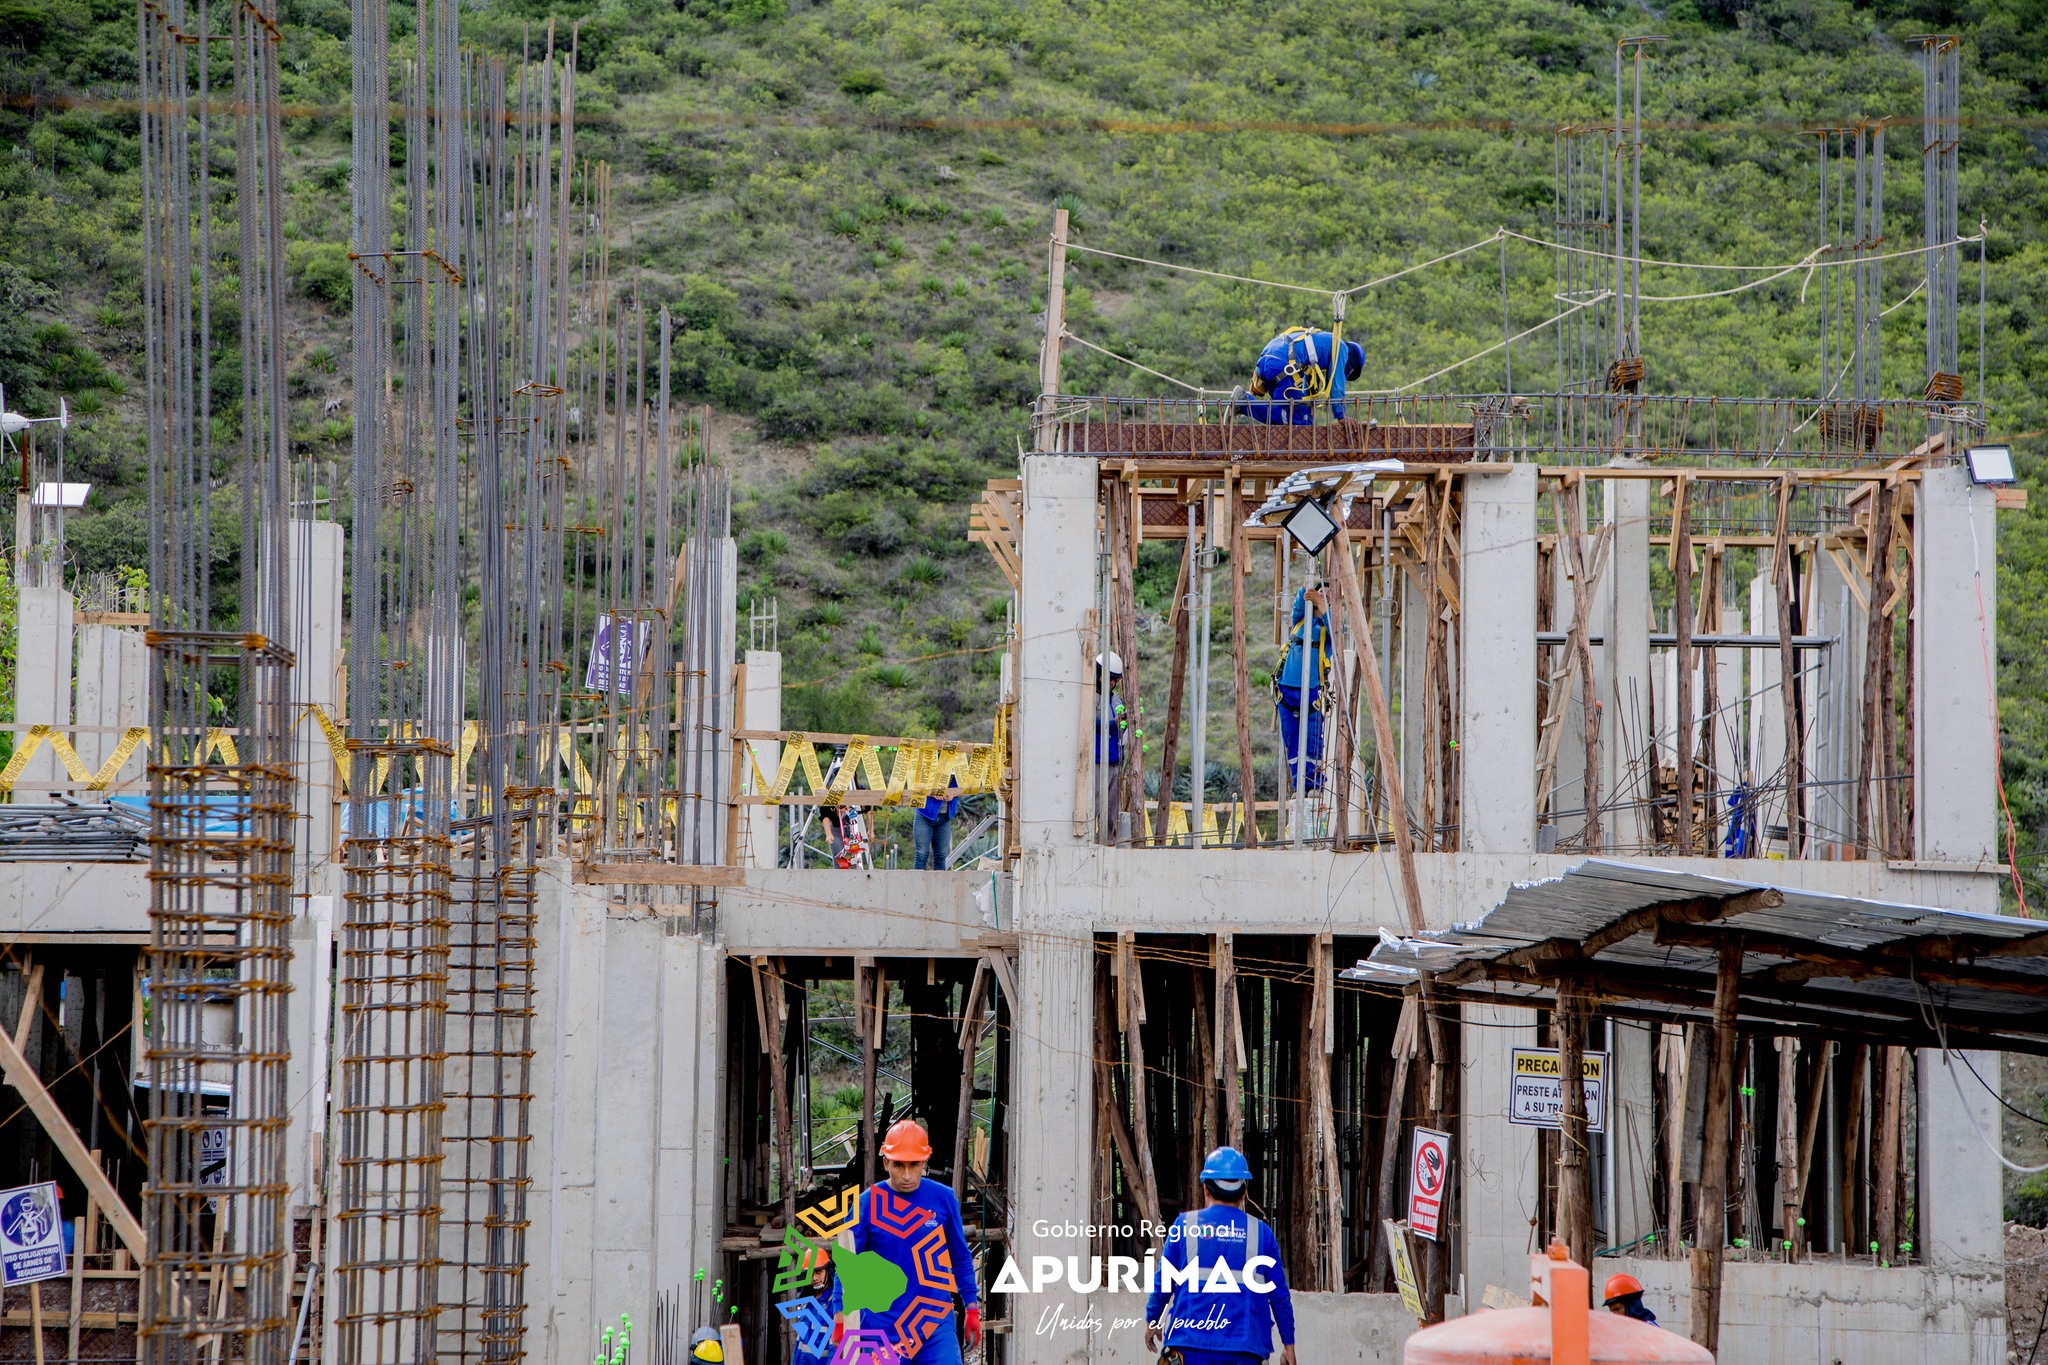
[
  {"x1": 1556, "y1": 983, "x2": 1594, "y2": 1263},
  {"x1": 1110, "y1": 478, "x2": 1144, "y2": 840},
  {"x1": 1793, "y1": 1039, "x2": 1833, "y2": 1256},
  {"x1": 1034, "y1": 209, "x2": 1068, "y2": 453},
  {"x1": 1688, "y1": 940, "x2": 1742, "y2": 1353},
  {"x1": 1311, "y1": 935, "x2": 1343, "y2": 1290},
  {"x1": 1370, "y1": 999, "x2": 1418, "y2": 1287},
  {"x1": 1858, "y1": 481, "x2": 1895, "y2": 857},
  {"x1": 1840, "y1": 1044, "x2": 1870, "y2": 1252},
  {"x1": 1775, "y1": 1037, "x2": 1801, "y2": 1253},
  {"x1": 857, "y1": 957, "x2": 880, "y2": 1188},
  {"x1": 0, "y1": 1004, "x2": 144, "y2": 1258},
  {"x1": 754, "y1": 956, "x2": 796, "y2": 1228},
  {"x1": 1699, "y1": 546, "x2": 1723, "y2": 855},
  {"x1": 1094, "y1": 950, "x2": 1147, "y2": 1235},
  {"x1": 1217, "y1": 934, "x2": 1244, "y2": 1149},
  {"x1": 1440, "y1": 889, "x2": 1783, "y2": 986},
  {"x1": 1663, "y1": 1024, "x2": 1688, "y2": 1256},
  {"x1": 1875, "y1": 1045, "x2": 1904, "y2": 1261}
]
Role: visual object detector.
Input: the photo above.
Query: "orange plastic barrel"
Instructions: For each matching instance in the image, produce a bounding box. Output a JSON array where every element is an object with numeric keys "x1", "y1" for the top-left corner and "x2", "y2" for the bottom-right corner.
[{"x1": 1405, "y1": 1307, "x2": 1714, "y2": 1365}]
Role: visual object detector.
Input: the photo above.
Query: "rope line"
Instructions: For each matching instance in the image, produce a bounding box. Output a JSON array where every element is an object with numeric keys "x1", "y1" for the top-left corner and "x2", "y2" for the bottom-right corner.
[
  {"x1": 1503, "y1": 227, "x2": 1985, "y2": 273},
  {"x1": 1060, "y1": 331, "x2": 1228, "y2": 395}
]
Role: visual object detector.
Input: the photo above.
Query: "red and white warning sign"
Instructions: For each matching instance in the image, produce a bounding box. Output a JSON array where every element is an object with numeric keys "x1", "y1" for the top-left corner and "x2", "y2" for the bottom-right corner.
[{"x1": 1408, "y1": 1126, "x2": 1451, "y2": 1242}]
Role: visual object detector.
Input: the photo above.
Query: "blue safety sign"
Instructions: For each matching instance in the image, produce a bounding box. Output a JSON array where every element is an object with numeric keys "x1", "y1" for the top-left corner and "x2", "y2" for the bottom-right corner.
[{"x1": 0, "y1": 1182, "x2": 67, "y2": 1286}]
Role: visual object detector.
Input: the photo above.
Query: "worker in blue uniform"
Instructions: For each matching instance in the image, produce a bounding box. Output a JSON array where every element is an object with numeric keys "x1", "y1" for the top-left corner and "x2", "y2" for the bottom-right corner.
[
  {"x1": 1233, "y1": 328, "x2": 1366, "y2": 426},
  {"x1": 1275, "y1": 586, "x2": 1331, "y2": 794},
  {"x1": 1145, "y1": 1146, "x2": 1297, "y2": 1365},
  {"x1": 1095, "y1": 651, "x2": 1129, "y2": 768},
  {"x1": 852, "y1": 1120, "x2": 981, "y2": 1365}
]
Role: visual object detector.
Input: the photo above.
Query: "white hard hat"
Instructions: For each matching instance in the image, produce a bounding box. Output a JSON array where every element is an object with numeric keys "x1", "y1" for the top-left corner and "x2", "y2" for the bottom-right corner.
[{"x1": 1095, "y1": 651, "x2": 1124, "y2": 678}]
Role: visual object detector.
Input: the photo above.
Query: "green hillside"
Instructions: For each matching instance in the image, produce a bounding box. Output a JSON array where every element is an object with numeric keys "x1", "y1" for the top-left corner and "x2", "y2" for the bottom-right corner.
[{"x1": 3, "y1": 0, "x2": 2048, "y2": 884}]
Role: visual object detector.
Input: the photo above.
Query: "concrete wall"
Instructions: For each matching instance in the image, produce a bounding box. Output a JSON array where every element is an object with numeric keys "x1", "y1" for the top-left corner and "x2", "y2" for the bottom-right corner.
[
  {"x1": 12, "y1": 585, "x2": 73, "y2": 798},
  {"x1": 1623, "y1": 1256, "x2": 2004, "y2": 1365},
  {"x1": 529, "y1": 866, "x2": 725, "y2": 1365},
  {"x1": 1076, "y1": 1291, "x2": 1422, "y2": 1365}
]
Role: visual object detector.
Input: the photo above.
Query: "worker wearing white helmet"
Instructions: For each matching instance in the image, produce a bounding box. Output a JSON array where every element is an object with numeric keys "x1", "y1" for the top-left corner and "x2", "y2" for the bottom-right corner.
[{"x1": 1094, "y1": 652, "x2": 1129, "y2": 767}]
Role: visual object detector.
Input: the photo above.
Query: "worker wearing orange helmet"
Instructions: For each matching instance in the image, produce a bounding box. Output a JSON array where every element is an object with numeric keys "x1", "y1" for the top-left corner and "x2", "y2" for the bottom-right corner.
[
  {"x1": 1602, "y1": 1272, "x2": 1657, "y2": 1326},
  {"x1": 851, "y1": 1119, "x2": 981, "y2": 1364}
]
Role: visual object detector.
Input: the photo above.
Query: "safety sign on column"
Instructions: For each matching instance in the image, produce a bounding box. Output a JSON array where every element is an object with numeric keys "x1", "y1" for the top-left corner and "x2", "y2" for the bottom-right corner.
[
  {"x1": 1408, "y1": 1126, "x2": 1451, "y2": 1242},
  {"x1": 1508, "y1": 1047, "x2": 1607, "y2": 1133},
  {"x1": 0, "y1": 1182, "x2": 67, "y2": 1285}
]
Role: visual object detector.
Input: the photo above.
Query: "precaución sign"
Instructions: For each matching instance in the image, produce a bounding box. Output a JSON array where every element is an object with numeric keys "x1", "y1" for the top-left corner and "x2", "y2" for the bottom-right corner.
[
  {"x1": 0, "y1": 1182, "x2": 66, "y2": 1286},
  {"x1": 1509, "y1": 1047, "x2": 1607, "y2": 1132},
  {"x1": 1408, "y1": 1127, "x2": 1450, "y2": 1241}
]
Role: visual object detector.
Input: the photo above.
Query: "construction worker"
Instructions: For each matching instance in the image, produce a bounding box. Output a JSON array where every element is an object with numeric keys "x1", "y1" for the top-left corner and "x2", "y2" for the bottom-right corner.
[
  {"x1": 1602, "y1": 1272, "x2": 1658, "y2": 1325},
  {"x1": 1275, "y1": 585, "x2": 1331, "y2": 794},
  {"x1": 690, "y1": 1327, "x2": 725, "y2": 1364},
  {"x1": 914, "y1": 776, "x2": 960, "y2": 871},
  {"x1": 853, "y1": 1120, "x2": 981, "y2": 1365},
  {"x1": 1095, "y1": 652, "x2": 1129, "y2": 768},
  {"x1": 1232, "y1": 328, "x2": 1366, "y2": 426},
  {"x1": 1145, "y1": 1146, "x2": 1296, "y2": 1365}
]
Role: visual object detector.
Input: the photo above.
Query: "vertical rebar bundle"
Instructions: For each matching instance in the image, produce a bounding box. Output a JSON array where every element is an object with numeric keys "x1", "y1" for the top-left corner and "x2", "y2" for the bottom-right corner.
[
  {"x1": 138, "y1": 0, "x2": 298, "y2": 1353},
  {"x1": 333, "y1": 0, "x2": 464, "y2": 1351},
  {"x1": 1920, "y1": 35, "x2": 1962, "y2": 398}
]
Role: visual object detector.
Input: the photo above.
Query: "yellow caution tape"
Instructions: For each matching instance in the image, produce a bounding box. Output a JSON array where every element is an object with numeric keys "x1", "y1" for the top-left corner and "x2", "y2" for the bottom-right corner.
[{"x1": 0, "y1": 724, "x2": 154, "y2": 793}]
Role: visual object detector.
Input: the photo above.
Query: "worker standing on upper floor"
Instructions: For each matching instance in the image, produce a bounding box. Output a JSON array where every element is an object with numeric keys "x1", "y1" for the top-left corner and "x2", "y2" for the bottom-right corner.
[
  {"x1": 1275, "y1": 585, "x2": 1331, "y2": 797},
  {"x1": 1232, "y1": 328, "x2": 1366, "y2": 427},
  {"x1": 852, "y1": 1120, "x2": 981, "y2": 1365},
  {"x1": 1095, "y1": 651, "x2": 1129, "y2": 769},
  {"x1": 1145, "y1": 1145, "x2": 1297, "y2": 1365},
  {"x1": 914, "y1": 776, "x2": 961, "y2": 871}
]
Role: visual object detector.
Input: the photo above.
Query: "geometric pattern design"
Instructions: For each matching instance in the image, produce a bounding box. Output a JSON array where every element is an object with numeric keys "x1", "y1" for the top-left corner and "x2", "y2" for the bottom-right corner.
[
  {"x1": 776, "y1": 1295, "x2": 837, "y2": 1356},
  {"x1": 891, "y1": 1294, "x2": 953, "y2": 1355},
  {"x1": 908, "y1": 1225, "x2": 955, "y2": 1295},
  {"x1": 772, "y1": 1226, "x2": 831, "y2": 1295},
  {"x1": 797, "y1": 1184, "x2": 861, "y2": 1241},
  {"x1": 833, "y1": 1326, "x2": 900, "y2": 1365},
  {"x1": 866, "y1": 1187, "x2": 930, "y2": 1240}
]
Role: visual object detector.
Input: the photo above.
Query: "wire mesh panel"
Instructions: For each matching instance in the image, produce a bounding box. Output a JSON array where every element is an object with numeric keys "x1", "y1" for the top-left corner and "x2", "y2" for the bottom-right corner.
[{"x1": 138, "y1": 0, "x2": 298, "y2": 1352}]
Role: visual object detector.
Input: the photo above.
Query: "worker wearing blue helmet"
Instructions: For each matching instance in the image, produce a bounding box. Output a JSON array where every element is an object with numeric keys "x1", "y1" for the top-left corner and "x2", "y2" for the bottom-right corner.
[
  {"x1": 1233, "y1": 328, "x2": 1366, "y2": 426},
  {"x1": 1145, "y1": 1146, "x2": 1297, "y2": 1365}
]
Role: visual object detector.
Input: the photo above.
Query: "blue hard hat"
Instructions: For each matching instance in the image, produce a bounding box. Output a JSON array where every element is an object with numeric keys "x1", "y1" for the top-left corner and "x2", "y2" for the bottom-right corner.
[{"x1": 1200, "y1": 1146, "x2": 1251, "y2": 1184}]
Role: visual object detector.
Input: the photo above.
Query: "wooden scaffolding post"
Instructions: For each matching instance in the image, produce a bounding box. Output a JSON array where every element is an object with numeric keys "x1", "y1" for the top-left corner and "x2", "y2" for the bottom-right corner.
[
  {"x1": 1329, "y1": 520, "x2": 1446, "y2": 1095},
  {"x1": 1370, "y1": 998, "x2": 1418, "y2": 1287},
  {"x1": 1875, "y1": 1045, "x2": 1905, "y2": 1261},
  {"x1": 1094, "y1": 948, "x2": 1148, "y2": 1233},
  {"x1": 1033, "y1": 208, "x2": 1069, "y2": 454},
  {"x1": 1153, "y1": 526, "x2": 1194, "y2": 847},
  {"x1": 1792, "y1": 1039, "x2": 1833, "y2": 1257},
  {"x1": 1108, "y1": 477, "x2": 1144, "y2": 840},
  {"x1": 1775, "y1": 1037, "x2": 1801, "y2": 1252},
  {"x1": 1229, "y1": 473, "x2": 1259, "y2": 847},
  {"x1": 952, "y1": 963, "x2": 989, "y2": 1198},
  {"x1": 1308, "y1": 935, "x2": 1343, "y2": 1290},
  {"x1": 1699, "y1": 545, "x2": 1723, "y2": 855},
  {"x1": 857, "y1": 957, "x2": 881, "y2": 1187},
  {"x1": 1840, "y1": 1044, "x2": 1870, "y2": 1253},
  {"x1": 1555, "y1": 982, "x2": 1594, "y2": 1264},
  {"x1": 1118, "y1": 933, "x2": 1165, "y2": 1238},
  {"x1": 1216, "y1": 933, "x2": 1244, "y2": 1149},
  {"x1": 754, "y1": 956, "x2": 796, "y2": 1228},
  {"x1": 1663, "y1": 1023, "x2": 1687, "y2": 1255},
  {"x1": 1859, "y1": 482, "x2": 1896, "y2": 857},
  {"x1": 1190, "y1": 963, "x2": 1215, "y2": 1199},
  {"x1": 1688, "y1": 940, "x2": 1743, "y2": 1353},
  {"x1": 1773, "y1": 476, "x2": 1805, "y2": 857},
  {"x1": 1672, "y1": 476, "x2": 1695, "y2": 852}
]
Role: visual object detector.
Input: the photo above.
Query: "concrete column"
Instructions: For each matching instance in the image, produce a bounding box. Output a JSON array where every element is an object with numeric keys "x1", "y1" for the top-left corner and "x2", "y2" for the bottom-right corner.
[
  {"x1": 12, "y1": 585, "x2": 73, "y2": 799},
  {"x1": 289, "y1": 520, "x2": 344, "y2": 889},
  {"x1": 1916, "y1": 1049, "x2": 2003, "y2": 1275},
  {"x1": 1459, "y1": 466, "x2": 1536, "y2": 853},
  {"x1": 742, "y1": 649, "x2": 783, "y2": 868},
  {"x1": 1915, "y1": 466, "x2": 1998, "y2": 864},
  {"x1": 70, "y1": 623, "x2": 147, "y2": 789},
  {"x1": 1810, "y1": 553, "x2": 1865, "y2": 857},
  {"x1": 1015, "y1": 455, "x2": 1096, "y2": 849},
  {"x1": 1008, "y1": 920, "x2": 1094, "y2": 1365},
  {"x1": 652, "y1": 931, "x2": 724, "y2": 1323},
  {"x1": 1603, "y1": 476, "x2": 1651, "y2": 851},
  {"x1": 1460, "y1": 1003, "x2": 1540, "y2": 1300},
  {"x1": 286, "y1": 895, "x2": 333, "y2": 1208}
]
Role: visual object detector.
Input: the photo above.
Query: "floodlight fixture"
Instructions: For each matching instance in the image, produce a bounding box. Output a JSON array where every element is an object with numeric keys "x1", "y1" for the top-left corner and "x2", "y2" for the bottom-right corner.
[
  {"x1": 31, "y1": 482, "x2": 91, "y2": 509},
  {"x1": 1282, "y1": 496, "x2": 1340, "y2": 556},
  {"x1": 1965, "y1": 444, "x2": 2016, "y2": 487}
]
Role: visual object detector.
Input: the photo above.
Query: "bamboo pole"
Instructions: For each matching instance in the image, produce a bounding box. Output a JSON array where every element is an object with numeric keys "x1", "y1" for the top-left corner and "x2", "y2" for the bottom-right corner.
[
  {"x1": 1688, "y1": 940, "x2": 1742, "y2": 1352},
  {"x1": 1229, "y1": 474, "x2": 1259, "y2": 847}
]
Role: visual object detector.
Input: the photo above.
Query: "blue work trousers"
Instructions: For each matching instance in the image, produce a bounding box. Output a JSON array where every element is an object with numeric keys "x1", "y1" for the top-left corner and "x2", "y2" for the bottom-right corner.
[
  {"x1": 904, "y1": 1317, "x2": 963, "y2": 1365},
  {"x1": 1276, "y1": 687, "x2": 1324, "y2": 793},
  {"x1": 914, "y1": 814, "x2": 952, "y2": 870},
  {"x1": 1174, "y1": 1350, "x2": 1266, "y2": 1365}
]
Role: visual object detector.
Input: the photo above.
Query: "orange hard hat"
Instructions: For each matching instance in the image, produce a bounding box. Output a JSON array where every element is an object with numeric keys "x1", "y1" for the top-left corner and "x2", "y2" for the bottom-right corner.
[
  {"x1": 1604, "y1": 1272, "x2": 1645, "y2": 1304},
  {"x1": 880, "y1": 1119, "x2": 932, "y2": 1162}
]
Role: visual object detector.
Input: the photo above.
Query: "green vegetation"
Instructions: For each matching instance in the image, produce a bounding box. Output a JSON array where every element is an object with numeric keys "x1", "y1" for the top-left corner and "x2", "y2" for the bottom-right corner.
[{"x1": 4, "y1": 0, "x2": 2048, "y2": 890}]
